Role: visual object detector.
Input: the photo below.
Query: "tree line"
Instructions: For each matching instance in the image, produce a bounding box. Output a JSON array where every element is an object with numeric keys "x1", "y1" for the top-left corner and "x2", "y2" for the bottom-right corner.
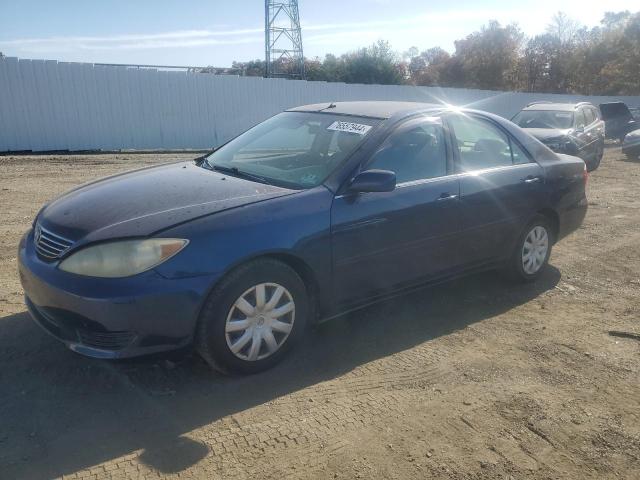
[{"x1": 224, "y1": 10, "x2": 639, "y2": 95}]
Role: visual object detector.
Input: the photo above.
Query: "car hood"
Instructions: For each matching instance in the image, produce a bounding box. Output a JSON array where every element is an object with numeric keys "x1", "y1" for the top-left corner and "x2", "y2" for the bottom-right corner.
[
  {"x1": 524, "y1": 128, "x2": 571, "y2": 141},
  {"x1": 38, "y1": 161, "x2": 296, "y2": 244}
]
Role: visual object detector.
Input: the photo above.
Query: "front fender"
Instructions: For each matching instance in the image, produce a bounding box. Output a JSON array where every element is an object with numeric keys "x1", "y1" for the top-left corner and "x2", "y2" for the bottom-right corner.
[{"x1": 153, "y1": 186, "x2": 334, "y2": 292}]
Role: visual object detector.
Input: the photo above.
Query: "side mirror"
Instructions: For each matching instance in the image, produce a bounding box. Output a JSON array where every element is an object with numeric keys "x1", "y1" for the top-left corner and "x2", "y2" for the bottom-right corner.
[
  {"x1": 348, "y1": 169, "x2": 396, "y2": 193},
  {"x1": 575, "y1": 126, "x2": 585, "y2": 133}
]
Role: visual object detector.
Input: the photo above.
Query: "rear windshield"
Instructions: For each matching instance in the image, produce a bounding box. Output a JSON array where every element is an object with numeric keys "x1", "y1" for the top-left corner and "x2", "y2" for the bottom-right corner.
[
  {"x1": 512, "y1": 110, "x2": 574, "y2": 129},
  {"x1": 205, "y1": 112, "x2": 380, "y2": 189}
]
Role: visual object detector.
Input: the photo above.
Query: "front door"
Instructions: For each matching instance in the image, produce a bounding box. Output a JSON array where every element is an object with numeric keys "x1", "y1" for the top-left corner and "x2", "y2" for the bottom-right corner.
[
  {"x1": 573, "y1": 107, "x2": 592, "y2": 161},
  {"x1": 331, "y1": 117, "x2": 462, "y2": 306},
  {"x1": 580, "y1": 106, "x2": 603, "y2": 162}
]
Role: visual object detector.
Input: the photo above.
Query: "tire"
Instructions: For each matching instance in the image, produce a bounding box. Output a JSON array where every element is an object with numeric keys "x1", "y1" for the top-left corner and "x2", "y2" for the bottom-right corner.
[
  {"x1": 196, "y1": 258, "x2": 309, "y2": 374},
  {"x1": 506, "y1": 215, "x2": 554, "y2": 283}
]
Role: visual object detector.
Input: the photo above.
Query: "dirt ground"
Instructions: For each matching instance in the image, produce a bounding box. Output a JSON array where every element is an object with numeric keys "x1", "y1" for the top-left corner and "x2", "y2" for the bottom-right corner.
[{"x1": 0, "y1": 148, "x2": 639, "y2": 480}]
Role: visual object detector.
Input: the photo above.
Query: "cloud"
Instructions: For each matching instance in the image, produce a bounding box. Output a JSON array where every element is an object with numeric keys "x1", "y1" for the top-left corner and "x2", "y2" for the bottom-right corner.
[
  {"x1": 0, "y1": 28, "x2": 264, "y2": 53},
  {"x1": 1, "y1": 1, "x2": 632, "y2": 59},
  {"x1": 302, "y1": 2, "x2": 633, "y2": 41},
  {"x1": 0, "y1": 10, "x2": 525, "y2": 55}
]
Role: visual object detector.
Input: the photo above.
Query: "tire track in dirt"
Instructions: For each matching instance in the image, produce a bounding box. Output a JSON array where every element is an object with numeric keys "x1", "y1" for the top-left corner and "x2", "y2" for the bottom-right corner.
[
  {"x1": 4, "y1": 149, "x2": 640, "y2": 479},
  {"x1": 66, "y1": 337, "x2": 465, "y2": 478}
]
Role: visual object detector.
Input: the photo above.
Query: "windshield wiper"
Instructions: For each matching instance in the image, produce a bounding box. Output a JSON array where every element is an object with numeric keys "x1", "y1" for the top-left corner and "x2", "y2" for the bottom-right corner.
[
  {"x1": 210, "y1": 164, "x2": 269, "y2": 184},
  {"x1": 194, "y1": 149, "x2": 215, "y2": 166}
]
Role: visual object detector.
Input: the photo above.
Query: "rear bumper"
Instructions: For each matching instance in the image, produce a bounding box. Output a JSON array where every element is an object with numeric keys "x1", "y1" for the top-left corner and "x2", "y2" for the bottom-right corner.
[
  {"x1": 18, "y1": 230, "x2": 217, "y2": 359},
  {"x1": 557, "y1": 196, "x2": 588, "y2": 242}
]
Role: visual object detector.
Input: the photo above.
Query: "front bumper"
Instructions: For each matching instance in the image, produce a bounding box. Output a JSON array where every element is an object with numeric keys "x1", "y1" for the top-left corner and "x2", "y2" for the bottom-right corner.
[
  {"x1": 541, "y1": 139, "x2": 576, "y2": 156},
  {"x1": 622, "y1": 131, "x2": 640, "y2": 158},
  {"x1": 18, "y1": 230, "x2": 217, "y2": 359}
]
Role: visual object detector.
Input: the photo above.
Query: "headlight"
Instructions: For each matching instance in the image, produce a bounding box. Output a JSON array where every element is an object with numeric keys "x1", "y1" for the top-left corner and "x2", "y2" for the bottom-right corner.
[
  {"x1": 59, "y1": 238, "x2": 188, "y2": 278},
  {"x1": 545, "y1": 138, "x2": 572, "y2": 153}
]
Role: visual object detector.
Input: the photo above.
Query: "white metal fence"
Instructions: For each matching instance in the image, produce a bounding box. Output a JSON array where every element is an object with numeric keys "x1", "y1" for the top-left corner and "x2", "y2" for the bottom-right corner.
[{"x1": 1, "y1": 56, "x2": 639, "y2": 152}]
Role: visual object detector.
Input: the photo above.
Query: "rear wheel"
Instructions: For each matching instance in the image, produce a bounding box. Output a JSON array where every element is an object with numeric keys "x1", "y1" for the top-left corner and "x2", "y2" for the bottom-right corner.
[
  {"x1": 196, "y1": 259, "x2": 309, "y2": 374},
  {"x1": 506, "y1": 216, "x2": 553, "y2": 283}
]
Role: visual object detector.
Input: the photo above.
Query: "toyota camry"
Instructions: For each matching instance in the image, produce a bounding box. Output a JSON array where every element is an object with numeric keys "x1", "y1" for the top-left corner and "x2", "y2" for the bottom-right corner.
[{"x1": 18, "y1": 102, "x2": 588, "y2": 373}]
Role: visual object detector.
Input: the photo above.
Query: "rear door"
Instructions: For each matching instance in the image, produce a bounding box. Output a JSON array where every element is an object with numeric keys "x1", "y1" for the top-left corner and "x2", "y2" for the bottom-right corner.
[
  {"x1": 589, "y1": 106, "x2": 605, "y2": 143},
  {"x1": 445, "y1": 113, "x2": 545, "y2": 266},
  {"x1": 331, "y1": 116, "x2": 462, "y2": 305}
]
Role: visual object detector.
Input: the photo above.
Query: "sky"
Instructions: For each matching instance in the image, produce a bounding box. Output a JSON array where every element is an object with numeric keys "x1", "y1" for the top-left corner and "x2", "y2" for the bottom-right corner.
[{"x1": 0, "y1": 0, "x2": 637, "y2": 67}]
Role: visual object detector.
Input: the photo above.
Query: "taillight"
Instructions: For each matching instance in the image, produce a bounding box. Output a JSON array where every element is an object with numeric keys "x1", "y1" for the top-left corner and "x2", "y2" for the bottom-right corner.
[{"x1": 583, "y1": 163, "x2": 588, "y2": 185}]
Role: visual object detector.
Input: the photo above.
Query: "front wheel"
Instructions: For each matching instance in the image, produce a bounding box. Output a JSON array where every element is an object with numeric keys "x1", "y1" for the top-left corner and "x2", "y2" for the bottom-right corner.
[
  {"x1": 196, "y1": 259, "x2": 309, "y2": 374},
  {"x1": 506, "y1": 216, "x2": 553, "y2": 282},
  {"x1": 587, "y1": 143, "x2": 604, "y2": 171}
]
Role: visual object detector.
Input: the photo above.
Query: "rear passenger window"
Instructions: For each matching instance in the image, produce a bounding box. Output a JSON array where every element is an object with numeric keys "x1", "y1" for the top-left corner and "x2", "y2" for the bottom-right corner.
[
  {"x1": 584, "y1": 108, "x2": 595, "y2": 125},
  {"x1": 367, "y1": 119, "x2": 447, "y2": 183},
  {"x1": 448, "y1": 115, "x2": 513, "y2": 172}
]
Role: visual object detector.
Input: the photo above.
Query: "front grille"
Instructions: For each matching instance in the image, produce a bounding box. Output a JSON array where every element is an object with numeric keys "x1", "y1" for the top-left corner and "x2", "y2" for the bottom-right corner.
[
  {"x1": 34, "y1": 224, "x2": 74, "y2": 260},
  {"x1": 77, "y1": 330, "x2": 136, "y2": 350}
]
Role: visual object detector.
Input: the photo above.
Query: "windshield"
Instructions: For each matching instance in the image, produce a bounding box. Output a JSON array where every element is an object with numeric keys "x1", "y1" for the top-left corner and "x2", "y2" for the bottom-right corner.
[
  {"x1": 513, "y1": 110, "x2": 574, "y2": 129},
  {"x1": 205, "y1": 112, "x2": 380, "y2": 189}
]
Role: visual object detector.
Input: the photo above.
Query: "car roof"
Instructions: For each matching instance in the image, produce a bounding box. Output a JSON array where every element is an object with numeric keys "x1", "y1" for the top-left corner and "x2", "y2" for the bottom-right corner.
[
  {"x1": 287, "y1": 101, "x2": 442, "y2": 119},
  {"x1": 522, "y1": 102, "x2": 593, "y2": 112}
]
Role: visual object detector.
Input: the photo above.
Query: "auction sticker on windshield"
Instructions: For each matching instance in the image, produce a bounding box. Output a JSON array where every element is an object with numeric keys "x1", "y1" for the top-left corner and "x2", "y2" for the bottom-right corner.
[{"x1": 327, "y1": 121, "x2": 373, "y2": 135}]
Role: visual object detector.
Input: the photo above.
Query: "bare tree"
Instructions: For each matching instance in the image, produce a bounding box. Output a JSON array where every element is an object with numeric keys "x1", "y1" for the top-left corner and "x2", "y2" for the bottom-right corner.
[{"x1": 547, "y1": 12, "x2": 581, "y2": 46}]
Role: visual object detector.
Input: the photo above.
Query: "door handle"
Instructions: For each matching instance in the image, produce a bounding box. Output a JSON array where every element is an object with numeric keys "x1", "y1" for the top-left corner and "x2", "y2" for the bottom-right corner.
[
  {"x1": 523, "y1": 176, "x2": 541, "y2": 184},
  {"x1": 437, "y1": 193, "x2": 458, "y2": 201}
]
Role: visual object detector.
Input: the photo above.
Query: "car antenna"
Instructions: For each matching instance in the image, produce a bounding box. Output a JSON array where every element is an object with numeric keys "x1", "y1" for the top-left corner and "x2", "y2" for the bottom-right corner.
[{"x1": 321, "y1": 102, "x2": 337, "y2": 111}]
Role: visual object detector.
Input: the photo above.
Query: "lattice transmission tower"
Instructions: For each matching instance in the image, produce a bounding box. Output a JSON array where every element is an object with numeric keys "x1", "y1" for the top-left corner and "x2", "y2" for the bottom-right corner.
[{"x1": 264, "y1": 0, "x2": 305, "y2": 79}]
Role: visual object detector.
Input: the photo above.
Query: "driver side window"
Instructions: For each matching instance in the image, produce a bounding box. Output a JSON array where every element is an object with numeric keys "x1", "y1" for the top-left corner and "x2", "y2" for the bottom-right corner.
[
  {"x1": 584, "y1": 107, "x2": 595, "y2": 125},
  {"x1": 575, "y1": 109, "x2": 587, "y2": 129},
  {"x1": 366, "y1": 119, "x2": 447, "y2": 184}
]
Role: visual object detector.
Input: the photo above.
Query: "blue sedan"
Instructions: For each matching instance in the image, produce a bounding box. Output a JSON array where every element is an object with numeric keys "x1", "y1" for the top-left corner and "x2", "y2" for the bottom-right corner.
[{"x1": 18, "y1": 102, "x2": 588, "y2": 373}]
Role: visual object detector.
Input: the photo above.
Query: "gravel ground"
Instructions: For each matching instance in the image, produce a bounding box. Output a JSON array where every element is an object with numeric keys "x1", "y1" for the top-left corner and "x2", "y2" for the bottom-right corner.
[{"x1": 0, "y1": 148, "x2": 639, "y2": 480}]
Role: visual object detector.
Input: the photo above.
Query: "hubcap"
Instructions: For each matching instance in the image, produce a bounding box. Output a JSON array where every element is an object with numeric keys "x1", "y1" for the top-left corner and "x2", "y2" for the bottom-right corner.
[
  {"x1": 522, "y1": 225, "x2": 549, "y2": 275},
  {"x1": 225, "y1": 283, "x2": 295, "y2": 361}
]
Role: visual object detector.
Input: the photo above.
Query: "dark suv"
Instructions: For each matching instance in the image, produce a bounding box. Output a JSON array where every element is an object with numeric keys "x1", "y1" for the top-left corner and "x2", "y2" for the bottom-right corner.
[
  {"x1": 512, "y1": 102, "x2": 605, "y2": 171},
  {"x1": 599, "y1": 102, "x2": 639, "y2": 142}
]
